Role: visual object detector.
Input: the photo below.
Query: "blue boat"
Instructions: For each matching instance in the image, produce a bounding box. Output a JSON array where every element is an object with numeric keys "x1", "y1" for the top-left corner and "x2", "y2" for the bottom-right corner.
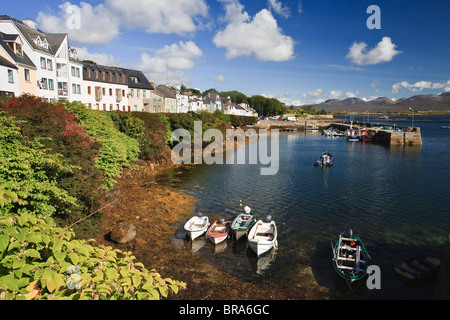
[{"x1": 314, "y1": 152, "x2": 334, "y2": 167}]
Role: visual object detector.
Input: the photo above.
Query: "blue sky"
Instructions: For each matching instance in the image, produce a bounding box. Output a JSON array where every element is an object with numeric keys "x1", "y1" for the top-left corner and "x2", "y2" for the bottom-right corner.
[{"x1": 3, "y1": 0, "x2": 450, "y2": 106}]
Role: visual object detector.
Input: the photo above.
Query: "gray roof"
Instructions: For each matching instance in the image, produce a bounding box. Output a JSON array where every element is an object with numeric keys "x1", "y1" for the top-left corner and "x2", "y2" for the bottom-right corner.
[
  {"x1": 121, "y1": 68, "x2": 154, "y2": 90},
  {"x1": 156, "y1": 85, "x2": 177, "y2": 99},
  {"x1": 0, "y1": 55, "x2": 17, "y2": 69},
  {"x1": 0, "y1": 32, "x2": 36, "y2": 69}
]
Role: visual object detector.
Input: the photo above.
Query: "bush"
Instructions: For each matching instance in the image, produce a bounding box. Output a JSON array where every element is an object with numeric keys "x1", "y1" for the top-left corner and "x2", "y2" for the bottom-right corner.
[{"x1": 0, "y1": 211, "x2": 186, "y2": 300}]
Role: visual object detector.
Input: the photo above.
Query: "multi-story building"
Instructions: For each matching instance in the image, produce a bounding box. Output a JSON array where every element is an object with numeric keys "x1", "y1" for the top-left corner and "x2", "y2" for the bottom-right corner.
[
  {"x1": 0, "y1": 32, "x2": 37, "y2": 97},
  {"x1": 122, "y1": 68, "x2": 155, "y2": 112},
  {"x1": 83, "y1": 63, "x2": 129, "y2": 111},
  {"x1": 156, "y1": 85, "x2": 177, "y2": 113},
  {"x1": 0, "y1": 55, "x2": 19, "y2": 97},
  {"x1": 0, "y1": 15, "x2": 83, "y2": 102}
]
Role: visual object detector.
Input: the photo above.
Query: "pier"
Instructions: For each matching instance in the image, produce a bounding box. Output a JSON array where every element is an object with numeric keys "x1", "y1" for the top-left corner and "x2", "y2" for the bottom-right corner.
[{"x1": 329, "y1": 122, "x2": 422, "y2": 146}]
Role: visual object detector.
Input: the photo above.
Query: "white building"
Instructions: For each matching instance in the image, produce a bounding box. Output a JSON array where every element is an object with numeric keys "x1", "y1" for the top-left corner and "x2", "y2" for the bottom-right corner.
[
  {"x1": 0, "y1": 55, "x2": 19, "y2": 97},
  {"x1": 83, "y1": 63, "x2": 129, "y2": 111},
  {"x1": 0, "y1": 15, "x2": 83, "y2": 102}
]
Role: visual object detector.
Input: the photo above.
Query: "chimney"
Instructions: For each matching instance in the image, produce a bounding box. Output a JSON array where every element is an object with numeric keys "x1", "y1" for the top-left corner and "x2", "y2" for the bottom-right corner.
[{"x1": 22, "y1": 19, "x2": 38, "y2": 30}]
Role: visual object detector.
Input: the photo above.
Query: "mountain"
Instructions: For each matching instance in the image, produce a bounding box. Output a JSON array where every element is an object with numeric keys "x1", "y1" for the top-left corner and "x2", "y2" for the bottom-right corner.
[{"x1": 313, "y1": 92, "x2": 450, "y2": 113}]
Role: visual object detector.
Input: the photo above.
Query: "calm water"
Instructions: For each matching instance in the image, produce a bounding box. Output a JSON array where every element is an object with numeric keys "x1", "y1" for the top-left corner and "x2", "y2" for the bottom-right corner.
[{"x1": 162, "y1": 115, "x2": 450, "y2": 300}]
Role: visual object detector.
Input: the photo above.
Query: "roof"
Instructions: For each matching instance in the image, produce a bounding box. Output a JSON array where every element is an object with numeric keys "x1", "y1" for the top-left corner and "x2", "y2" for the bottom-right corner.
[
  {"x1": 156, "y1": 85, "x2": 177, "y2": 99},
  {"x1": 0, "y1": 55, "x2": 17, "y2": 69},
  {"x1": 83, "y1": 62, "x2": 128, "y2": 86},
  {"x1": 121, "y1": 68, "x2": 154, "y2": 90},
  {"x1": 0, "y1": 32, "x2": 36, "y2": 69}
]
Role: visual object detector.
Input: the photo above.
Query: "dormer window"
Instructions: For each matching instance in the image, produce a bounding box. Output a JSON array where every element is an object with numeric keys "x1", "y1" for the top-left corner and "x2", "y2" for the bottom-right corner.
[
  {"x1": 35, "y1": 36, "x2": 49, "y2": 50},
  {"x1": 130, "y1": 76, "x2": 139, "y2": 84},
  {"x1": 15, "y1": 43, "x2": 23, "y2": 56}
]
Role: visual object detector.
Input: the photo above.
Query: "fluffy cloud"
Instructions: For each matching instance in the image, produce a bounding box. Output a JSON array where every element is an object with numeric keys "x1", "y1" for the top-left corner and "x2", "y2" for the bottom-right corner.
[
  {"x1": 136, "y1": 41, "x2": 203, "y2": 85},
  {"x1": 267, "y1": 0, "x2": 291, "y2": 18},
  {"x1": 392, "y1": 80, "x2": 450, "y2": 94},
  {"x1": 37, "y1": 2, "x2": 121, "y2": 45},
  {"x1": 302, "y1": 88, "x2": 323, "y2": 99},
  {"x1": 211, "y1": 75, "x2": 227, "y2": 83},
  {"x1": 213, "y1": 0, "x2": 295, "y2": 62},
  {"x1": 105, "y1": 0, "x2": 209, "y2": 35},
  {"x1": 37, "y1": 0, "x2": 209, "y2": 45},
  {"x1": 346, "y1": 37, "x2": 401, "y2": 66},
  {"x1": 74, "y1": 47, "x2": 119, "y2": 66}
]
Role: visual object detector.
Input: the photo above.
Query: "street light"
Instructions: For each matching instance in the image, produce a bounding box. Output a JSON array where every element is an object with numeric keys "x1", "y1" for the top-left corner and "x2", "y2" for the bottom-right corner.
[{"x1": 409, "y1": 107, "x2": 415, "y2": 129}]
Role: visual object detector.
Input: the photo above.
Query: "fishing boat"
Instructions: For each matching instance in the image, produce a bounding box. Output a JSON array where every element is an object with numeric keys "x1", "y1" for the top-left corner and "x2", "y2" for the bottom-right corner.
[
  {"x1": 314, "y1": 152, "x2": 334, "y2": 167},
  {"x1": 184, "y1": 214, "x2": 209, "y2": 241},
  {"x1": 332, "y1": 229, "x2": 371, "y2": 283},
  {"x1": 206, "y1": 219, "x2": 231, "y2": 244},
  {"x1": 360, "y1": 128, "x2": 374, "y2": 143},
  {"x1": 346, "y1": 120, "x2": 360, "y2": 142},
  {"x1": 394, "y1": 254, "x2": 442, "y2": 280},
  {"x1": 231, "y1": 206, "x2": 256, "y2": 241},
  {"x1": 248, "y1": 216, "x2": 278, "y2": 257}
]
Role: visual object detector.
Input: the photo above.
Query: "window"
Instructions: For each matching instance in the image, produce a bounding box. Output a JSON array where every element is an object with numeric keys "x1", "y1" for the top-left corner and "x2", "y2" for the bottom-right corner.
[
  {"x1": 143, "y1": 90, "x2": 146, "y2": 98},
  {"x1": 41, "y1": 78, "x2": 48, "y2": 90},
  {"x1": 109, "y1": 104, "x2": 113, "y2": 111},
  {"x1": 134, "y1": 105, "x2": 138, "y2": 112},
  {"x1": 48, "y1": 79, "x2": 54, "y2": 90},
  {"x1": 87, "y1": 86, "x2": 91, "y2": 95},
  {"x1": 109, "y1": 88, "x2": 113, "y2": 96},
  {"x1": 24, "y1": 69, "x2": 30, "y2": 82},
  {"x1": 77, "y1": 85, "x2": 81, "y2": 95},
  {"x1": 47, "y1": 59, "x2": 53, "y2": 71},
  {"x1": 15, "y1": 43, "x2": 23, "y2": 56},
  {"x1": 7, "y1": 70, "x2": 14, "y2": 83},
  {"x1": 137, "y1": 90, "x2": 140, "y2": 98},
  {"x1": 102, "y1": 88, "x2": 106, "y2": 96},
  {"x1": 95, "y1": 86, "x2": 102, "y2": 101},
  {"x1": 130, "y1": 89, "x2": 134, "y2": 98},
  {"x1": 72, "y1": 84, "x2": 77, "y2": 94},
  {"x1": 40, "y1": 57, "x2": 46, "y2": 69},
  {"x1": 76, "y1": 68, "x2": 80, "y2": 78}
]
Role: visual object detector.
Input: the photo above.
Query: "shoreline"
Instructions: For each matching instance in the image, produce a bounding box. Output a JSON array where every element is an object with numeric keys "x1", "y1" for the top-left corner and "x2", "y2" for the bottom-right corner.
[{"x1": 93, "y1": 161, "x2": 329, "y2": 300}]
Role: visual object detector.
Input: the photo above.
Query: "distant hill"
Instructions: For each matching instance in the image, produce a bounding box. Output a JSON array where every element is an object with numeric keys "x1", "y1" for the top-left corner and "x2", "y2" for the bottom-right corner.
[{"x1": 312, "y1": 92, "x2": 450, "y2": 113}]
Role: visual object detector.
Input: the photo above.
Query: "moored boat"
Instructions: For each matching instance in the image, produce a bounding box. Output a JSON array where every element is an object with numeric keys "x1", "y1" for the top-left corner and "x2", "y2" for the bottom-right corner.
[
  {"x1": 248, "y1": 216, "x2": 278, "y2": 257},
  {"x1": 360, "y1": 128, "x2": 374, "y2": 143},
  {"x1": 394, "y1": 254, "x2": 442, "y2": 280},
  {"x1": 231, "y1": 206, "x2": 256, "y2": 241},
  {"x1": 332, "y1": 229, "x2": 371, "y2": 283},
  {"x1": 184, "y1": 214, "x2": 209, "y2": 241},
  {"x1": 206, "y1": 219, "x2": 231, "y2": 244},
  {"x1": 314, "y1": 152, "x2": 334, "y2": 167}
]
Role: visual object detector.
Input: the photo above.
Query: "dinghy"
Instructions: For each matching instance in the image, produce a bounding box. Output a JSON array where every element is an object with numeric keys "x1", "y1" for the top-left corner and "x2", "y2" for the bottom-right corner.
[
  {"x1": 395, "y1": 254, "x2": 442, "y2": 280},
  {"x1": 231, "y1": 206, "x2": 256, "y2": 241},
  {"x1": 332, "y1": 229, "x2": 371, "y2": 283},
  {"x1": 206, "y1": 219, "x2": 231, "y2": 244},
  {"x1": 184, "y1": 214, "x2": 209, "y2": 241},
  {"x1": 248, "y1": 216, "x2": 278, "y2": 257},
  {"x1": 314, "y1": 152, "x2": 334, "y2": 167}
]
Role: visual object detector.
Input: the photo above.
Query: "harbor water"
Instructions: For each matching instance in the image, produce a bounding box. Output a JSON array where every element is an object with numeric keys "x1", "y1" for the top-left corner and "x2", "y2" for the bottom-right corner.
[{"x1": 161, "y1": 115, "x2": 450, "y2": 300}]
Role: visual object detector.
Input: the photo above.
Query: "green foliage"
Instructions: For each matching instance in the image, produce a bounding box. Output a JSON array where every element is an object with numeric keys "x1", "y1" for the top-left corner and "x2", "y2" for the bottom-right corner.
[
  {"x1": 248, "y1": 95, "x2": 288, "y2": 117},
  {"x1": 297, "y1": 105, "x2": 329, "y2": 116},
  {"x1": 0, "y1": 96, "x2": 104, "y2": 218},
  {"x1": 63, "y1": 101, "x2": 140, "y2": 189},
  {"x1": 0, "y1": 211, "x2": 186, "y2": 300},
  {"x1": 0, "y1": 112, "x2": 78, "y2": 217}
]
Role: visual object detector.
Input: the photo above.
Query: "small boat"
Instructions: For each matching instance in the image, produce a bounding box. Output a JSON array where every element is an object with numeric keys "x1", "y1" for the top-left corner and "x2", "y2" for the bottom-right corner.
[
  {"x1": 206, "y1": 219, "x2": 231, "y2": 244},
  {"x1": 231, "y1": 206, "x2": 256, "y2": 241},
  {"x1": 248, "y1": 216, "x2": 278, "y2": 257},
  {"x1": 314, "y1": 152, "x2": 334, "y2": 167},
  {"x1": 359, "y1": 128, "x2": 375, "y2": 143},
  {"x1": 395, "y1": 254, "x2": 442, "y2": 280},
  {"x1": 332, "y1": 229, "x2": 371, "y2": 283},
  {"x1": 184, "y1": 214, "x2": 209, "y2": 241},
  {"x1": 346, "y1": 120, "x2": 360, "y2": 142}
]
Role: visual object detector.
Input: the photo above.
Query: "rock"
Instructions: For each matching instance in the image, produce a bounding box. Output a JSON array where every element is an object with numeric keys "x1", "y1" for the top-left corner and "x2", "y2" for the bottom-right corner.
[{"x1": 110, "y1": 223, "x2": 137, "y2": 244}]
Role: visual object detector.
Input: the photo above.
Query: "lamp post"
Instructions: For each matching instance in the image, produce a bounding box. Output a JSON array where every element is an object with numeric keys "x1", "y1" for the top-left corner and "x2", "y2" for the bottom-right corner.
[{"x1": 409, "y1": 107, "x2": 415, "y2": 129}]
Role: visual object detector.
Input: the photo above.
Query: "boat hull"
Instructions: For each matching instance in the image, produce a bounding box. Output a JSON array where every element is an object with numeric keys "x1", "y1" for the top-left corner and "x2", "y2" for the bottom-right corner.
[
  {"x1": 332, "y1": 234, "x2": 370, "y2": 283},
  {"x1": 206, "y1": 220, "x2": 231, "y2": 245},
  {"x1": 248, "y1": 220, "x2": 278, "y2": 257},
  {"x1": 184, "y1": 216, "x2": 209, "y2": 241},
  {"x1": 395, "y1": 254, "x2": 441, "y2": 280},
  {"x1": 231, "y1": 213, "x2": 255, "y2": 241}
]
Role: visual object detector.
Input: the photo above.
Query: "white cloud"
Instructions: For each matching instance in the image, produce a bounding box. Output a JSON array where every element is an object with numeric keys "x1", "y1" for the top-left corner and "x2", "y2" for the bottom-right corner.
[
  {"x1": 74, "y1": 46, "x2": 119, "y2": 66},
  {"x1": 392, "y1": 80, "x2": 450, "y2": 94},
  {"x1": 37, "y1": 2, "x2": 121, "y2": 45},
  {"x1": 346, "y1": 37, "x2": 401, "y2": 66},
  {"x1": 328, "y1": 90, "x2": 343, "y2": 100},
  {"x1": 37, "y1": 0, "x2": 209, "y2": 45},
  {"x1": 136, "y1": 41, "x2": 203, "y2": 86},
  {"x1": 213, "y1": 0, "x2": 295, "y2": 62},
  {"x1": 267, "y1": 0, "x2": 291, "y2": 18},
  {"x1": 328, "y1": 64, "x2": 364, "y2": 72},
  {"x1": 211, "y1": 75, "x2": 227, "y2": 83},
  {"x1": 105, "y1": 0, "x2": 209, "y2": 35},
  {"x1": 302, "y1": 88, "x2": 323, "y2": 99}
]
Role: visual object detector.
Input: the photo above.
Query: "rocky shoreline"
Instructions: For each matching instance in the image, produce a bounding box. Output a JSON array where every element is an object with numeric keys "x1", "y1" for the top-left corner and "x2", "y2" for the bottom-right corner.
[{"x1": 92, "y1": 162, "x2": 329, "y2": 300}]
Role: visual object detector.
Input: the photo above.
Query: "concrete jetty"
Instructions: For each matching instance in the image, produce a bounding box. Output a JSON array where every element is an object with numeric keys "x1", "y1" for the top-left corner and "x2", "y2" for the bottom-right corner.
[{"x1": 329, "y1": 123, "x2": 422, "y2": 146}]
